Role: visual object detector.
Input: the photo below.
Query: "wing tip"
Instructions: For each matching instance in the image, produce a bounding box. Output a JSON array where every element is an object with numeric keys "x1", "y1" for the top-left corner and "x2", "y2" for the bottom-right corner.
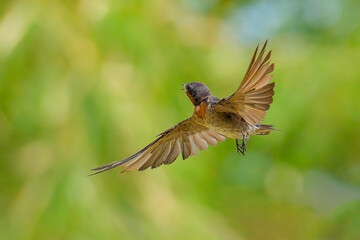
[
  {"x1": 261, "y1": 40, "x2": 268, "y2": 53},
  {"x1": 89, "y1": 161, "x2": 125, "y2": 176}
]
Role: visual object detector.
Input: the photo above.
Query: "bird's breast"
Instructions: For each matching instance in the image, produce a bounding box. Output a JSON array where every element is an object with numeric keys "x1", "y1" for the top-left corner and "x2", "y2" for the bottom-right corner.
[{"x1": 193, "y1": 102, "x2": 207, "y2": 120}]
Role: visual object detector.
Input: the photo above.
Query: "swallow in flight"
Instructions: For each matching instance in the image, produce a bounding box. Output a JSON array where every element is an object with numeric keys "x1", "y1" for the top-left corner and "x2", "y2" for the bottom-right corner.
[{"x1": 91, "y1": 41, "x2": 275, "y2": 175}]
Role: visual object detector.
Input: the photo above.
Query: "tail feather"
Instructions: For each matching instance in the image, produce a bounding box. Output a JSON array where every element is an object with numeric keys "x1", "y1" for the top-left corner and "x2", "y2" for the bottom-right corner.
[{"x1": 256, "y1": 124, "x2": 277, "y2": 135}]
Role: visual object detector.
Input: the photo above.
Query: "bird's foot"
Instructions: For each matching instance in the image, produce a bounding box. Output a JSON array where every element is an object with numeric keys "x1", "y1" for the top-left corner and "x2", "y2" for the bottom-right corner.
[{"x1": 236, "y1": 138, "x2": 246, "y2": 155}]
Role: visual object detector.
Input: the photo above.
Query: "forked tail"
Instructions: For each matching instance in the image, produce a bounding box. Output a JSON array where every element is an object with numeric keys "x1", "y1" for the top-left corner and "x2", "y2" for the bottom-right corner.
[{"x1": 256, "y1": 124, "x2": 277, "y2": 135}]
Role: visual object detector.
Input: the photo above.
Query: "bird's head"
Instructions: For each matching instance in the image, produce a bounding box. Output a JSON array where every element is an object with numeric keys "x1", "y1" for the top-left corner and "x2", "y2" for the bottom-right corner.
[{"x1": 182, "y1": 82, "x2": 211, "y2": 106}]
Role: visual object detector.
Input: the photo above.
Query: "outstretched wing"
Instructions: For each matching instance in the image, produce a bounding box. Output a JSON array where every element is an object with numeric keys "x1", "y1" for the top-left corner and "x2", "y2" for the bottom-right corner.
[
  {"x1": 90, "y1": 118, "x2": 226, "y2": 175},
  {"x1": 215, "y1": 41, "x2": 275, "y2": 126}
]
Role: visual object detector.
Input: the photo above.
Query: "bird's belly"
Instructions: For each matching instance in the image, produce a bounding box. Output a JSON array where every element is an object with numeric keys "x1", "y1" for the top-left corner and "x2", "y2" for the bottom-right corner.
[{"x1": 204, "y1": 111, "x2": 256, "y2": 139}]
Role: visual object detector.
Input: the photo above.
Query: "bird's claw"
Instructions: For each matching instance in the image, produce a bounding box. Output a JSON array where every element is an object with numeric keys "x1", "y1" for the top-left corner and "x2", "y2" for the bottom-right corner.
[{"x1": 236, "y1": 139, "x2": 246, "y2": 155}]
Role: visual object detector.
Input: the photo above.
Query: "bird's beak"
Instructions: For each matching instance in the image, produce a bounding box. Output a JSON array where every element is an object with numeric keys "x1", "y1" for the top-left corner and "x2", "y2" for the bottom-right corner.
[{"x1": 182, "y1": 83, "x2": 186, "y2": 90}]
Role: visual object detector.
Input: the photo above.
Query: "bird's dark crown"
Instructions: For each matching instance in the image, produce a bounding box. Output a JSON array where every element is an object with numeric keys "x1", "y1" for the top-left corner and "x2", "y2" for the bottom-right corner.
[{"x1": 184, "y1": 82, "x2": 212, "y2": 106}]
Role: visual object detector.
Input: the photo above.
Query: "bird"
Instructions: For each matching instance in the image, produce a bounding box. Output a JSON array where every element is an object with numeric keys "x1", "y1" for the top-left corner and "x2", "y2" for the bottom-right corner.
[{"x1": 90, "y1": 41, "x2": 275, "y2": 175}]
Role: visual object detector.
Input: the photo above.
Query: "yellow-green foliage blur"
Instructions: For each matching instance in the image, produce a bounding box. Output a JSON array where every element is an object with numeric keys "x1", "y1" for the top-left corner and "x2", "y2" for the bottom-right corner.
[{"x1": 1, "y1": 0, "x2": 360, "y2": 239}]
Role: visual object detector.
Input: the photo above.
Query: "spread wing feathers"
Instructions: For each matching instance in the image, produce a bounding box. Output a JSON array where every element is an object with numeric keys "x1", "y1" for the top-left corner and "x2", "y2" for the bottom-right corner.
[
  {"x1": 90, "y1": 118, "x2": 226, "y2": 175},
  {"x1": 215, "y1": 41, "x2": 275, "y2": 126}
]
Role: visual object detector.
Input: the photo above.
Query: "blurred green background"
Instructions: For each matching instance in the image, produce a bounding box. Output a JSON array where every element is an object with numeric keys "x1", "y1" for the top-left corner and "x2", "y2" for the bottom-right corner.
[{"x1": 1, "y1": 0, "x2": 360, "y2": 239}]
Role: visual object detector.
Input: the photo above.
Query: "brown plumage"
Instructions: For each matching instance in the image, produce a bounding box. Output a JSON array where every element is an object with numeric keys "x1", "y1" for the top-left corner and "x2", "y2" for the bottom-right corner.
[{"x1": 91, "y1": 41, "x2": 275, "y2": 175}]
